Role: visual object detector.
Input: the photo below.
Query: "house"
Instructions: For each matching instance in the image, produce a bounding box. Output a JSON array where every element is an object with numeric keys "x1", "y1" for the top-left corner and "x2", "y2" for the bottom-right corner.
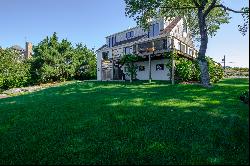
[
  {"x1": 10, "y1": 42, "x2": 32, "y2": 59},
  {"x1": 96, "y1": 17, "x2": 198, "y2": 81}
]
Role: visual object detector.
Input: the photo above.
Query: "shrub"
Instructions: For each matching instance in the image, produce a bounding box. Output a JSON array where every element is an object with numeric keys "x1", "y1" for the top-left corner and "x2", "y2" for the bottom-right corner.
[
  {"x1": 119, "y1": 54, "x2": 139, "y2": 82},
  {"x1": 166, "y1": 52, "x2": 224, "y2": 83},
  {"x1": 240, "y1": 90, "x2": 249, "y2": 104},
  {"x1": 206, "y1": 57, "x2": 224, "y2": 83},
  {"x1": 0, "y1": 49, "x2": 31, "y2": 89}
]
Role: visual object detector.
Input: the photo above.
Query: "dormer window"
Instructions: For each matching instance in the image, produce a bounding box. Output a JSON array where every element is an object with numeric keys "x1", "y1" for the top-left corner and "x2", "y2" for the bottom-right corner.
[
  {"x1": 108, "y1": 36, "x2": 117, "y2": 47},
  {"x1": 148, "y1": 23, "x2": 160, "y2": 38},
  {"x1": 126, "y1": 31, "x2": 134, "y2": 39}
]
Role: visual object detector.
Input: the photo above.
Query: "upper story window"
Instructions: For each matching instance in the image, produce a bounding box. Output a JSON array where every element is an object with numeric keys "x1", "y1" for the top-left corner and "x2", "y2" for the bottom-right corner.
[
  {"x1": 124, "y1": 46, "x2": 131, "y2": 54},
  {"x1": 102, "y1": 51, "x2": 109, "y2": 60},
  {"x1": 108, "y1": 36, "x2": 116, "y2": 47},
  {"x1": 183, "y1": 21, "x2": 188, "y2": 33},
  {"x1": 126, "y1": 31, "x2": 134, "y2": 39},
  {"x1": 148, "y1": 23, "x2": 160, "y2": 38}
]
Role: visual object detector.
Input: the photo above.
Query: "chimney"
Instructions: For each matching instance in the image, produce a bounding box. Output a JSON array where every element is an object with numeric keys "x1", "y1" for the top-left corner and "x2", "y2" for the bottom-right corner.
[{"x1": 25, "y1": 42, "x2": 32, "y2": 59}]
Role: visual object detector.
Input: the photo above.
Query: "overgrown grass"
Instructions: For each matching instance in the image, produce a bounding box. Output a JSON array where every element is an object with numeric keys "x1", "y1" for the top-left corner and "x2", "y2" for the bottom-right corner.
[{"x1": 0, "y1": 78, "x2": 249, "y2": 165}]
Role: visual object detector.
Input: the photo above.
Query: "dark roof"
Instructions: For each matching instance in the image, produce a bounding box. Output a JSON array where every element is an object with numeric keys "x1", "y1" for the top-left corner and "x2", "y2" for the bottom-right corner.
[
  {"x1": 10, "y1": 45, "x2": 24, "y2": 51},
  {"x1": 113, "y1": 35, "x2": 147, "y2": 47},
  {"x1": 97, "y1": 44, "x2": 107, "y2": 51}
]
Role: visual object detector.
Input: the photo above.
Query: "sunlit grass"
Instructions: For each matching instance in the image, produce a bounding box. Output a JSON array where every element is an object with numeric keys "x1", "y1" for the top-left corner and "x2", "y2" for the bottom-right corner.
[{"x1": 0, "y1": 78, "x2": 249, "y2": 165}]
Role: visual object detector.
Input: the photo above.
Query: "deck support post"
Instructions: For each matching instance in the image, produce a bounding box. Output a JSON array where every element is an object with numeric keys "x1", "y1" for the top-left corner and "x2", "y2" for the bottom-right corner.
[
  {"x1": 171, "y1": 37, "x2": 175, "y2": 85},
  {"x1": 148, "y1": 41, "x2": 154, "y2": 83},
  {"x1": 111, "y1": 49, "x2": 114, "y2": 80},
  {"x1": 171, "y1": 54, "x2": 175, "y2": 85}
]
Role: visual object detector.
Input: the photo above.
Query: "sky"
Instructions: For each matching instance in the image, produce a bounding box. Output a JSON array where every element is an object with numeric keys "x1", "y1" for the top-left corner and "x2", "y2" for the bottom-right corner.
[{"x1": 0, "y1": 0, "x2": 249, "y2": 67}]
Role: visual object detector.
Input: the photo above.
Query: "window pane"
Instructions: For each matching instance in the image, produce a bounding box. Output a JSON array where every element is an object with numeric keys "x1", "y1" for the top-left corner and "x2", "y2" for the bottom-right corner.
[
  {"x1": 156, "y1": 64, "x2": 164, "y2": 71},
  {"x1": 102, "y1": 52, "x2": 109, "y2": 60},
  {"x1": 108, "y1": 38, "x2": 111, "y2": 47},
  {"x1": 124, "y1": 47, "x2": 130, "y2": 54},
  {"x1": 139, "y1": 65, "x2": 145, "y2": 71},
  {"x1": 131, "y1": 31, "x2": 134, "y2": 37},
  {"x1": 148, "y1": 25, "x2": 154, "y2": 38},
  {"x1": 153, "y1": 23, "x2": 159, "y2": 36}
]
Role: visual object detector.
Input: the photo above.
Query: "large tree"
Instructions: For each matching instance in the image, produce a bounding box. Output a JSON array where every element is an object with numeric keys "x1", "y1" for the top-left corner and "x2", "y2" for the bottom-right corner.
[
  {"x1": 125, "y1": 0, "x2": 249, "y2": 87},
  {"x1": 31, "y1": 32, "x2": 96, "y2": 83}
]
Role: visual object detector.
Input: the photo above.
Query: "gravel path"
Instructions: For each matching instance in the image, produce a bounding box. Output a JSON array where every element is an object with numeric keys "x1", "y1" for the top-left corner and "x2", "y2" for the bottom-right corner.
[{"x1": 0, "y1": 82, "x2": 71, "y2": 99}]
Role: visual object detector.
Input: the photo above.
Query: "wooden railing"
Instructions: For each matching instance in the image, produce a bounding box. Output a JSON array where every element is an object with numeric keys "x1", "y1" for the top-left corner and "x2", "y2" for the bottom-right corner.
[{"x1": 133, "y1": 36, "x2": 198, "y2": 59}]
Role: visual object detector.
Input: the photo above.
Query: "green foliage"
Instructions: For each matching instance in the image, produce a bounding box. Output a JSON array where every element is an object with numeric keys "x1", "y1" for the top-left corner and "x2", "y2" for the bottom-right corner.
[
  {"x1": 119, "y1": 54, "x2": 139, "y2": 82},
  {"x1": 206, "y1": 57, "x2": 224, "y2": 83},
  {"x1": 240, "y1": 90, "x2": 249, "y2": 104},
  {"x1": 31, "y1": 32, "x2": 96, "y2": 83},
  {"x1": 0, "y1": 48, "x2": 31, "y2": 89},
  {"x1": 166, "y1": 52, "x2": 223, "y2": 83},
  {"x1": 73, "y1": 44, "x2": 97, "y2": 80},
  {"x1": 125, "y1": 0, "x2": 231, "y2": 39}
]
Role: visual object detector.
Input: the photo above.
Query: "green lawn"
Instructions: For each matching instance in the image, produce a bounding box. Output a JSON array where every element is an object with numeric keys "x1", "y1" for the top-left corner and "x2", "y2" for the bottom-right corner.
[{"x1": 0, "y1": 78, "x2": 249, "y2": 165}]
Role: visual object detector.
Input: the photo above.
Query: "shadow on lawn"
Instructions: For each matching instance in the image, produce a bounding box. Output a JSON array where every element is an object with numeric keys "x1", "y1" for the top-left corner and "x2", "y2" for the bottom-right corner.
[{"x1": 0, "y1": 79, "x2": 249, "y2": 165}]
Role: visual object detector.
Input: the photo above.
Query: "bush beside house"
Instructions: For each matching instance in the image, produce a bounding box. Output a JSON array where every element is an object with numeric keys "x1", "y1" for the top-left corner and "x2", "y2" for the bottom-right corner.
[{"x1": 166, "y1": 52, "x2": 224, "y2": 83}]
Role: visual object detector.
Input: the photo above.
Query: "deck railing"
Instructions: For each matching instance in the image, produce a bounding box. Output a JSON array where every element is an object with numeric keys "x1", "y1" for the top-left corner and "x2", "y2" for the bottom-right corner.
[{"x1": 133, "y1": 36, "x2": 198, "y2": 59}]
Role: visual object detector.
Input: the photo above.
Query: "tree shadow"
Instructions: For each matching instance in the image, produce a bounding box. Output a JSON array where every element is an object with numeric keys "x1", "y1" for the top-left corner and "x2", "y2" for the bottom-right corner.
[{"x1": 0, "y1": 79, "x2": 249, "y2": 165}]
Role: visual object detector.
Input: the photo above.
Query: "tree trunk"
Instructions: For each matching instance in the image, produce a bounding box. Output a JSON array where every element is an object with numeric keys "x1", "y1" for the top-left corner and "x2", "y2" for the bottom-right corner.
[{"x1": 198, "y1": 9, "x2": 211, "y2": 87}]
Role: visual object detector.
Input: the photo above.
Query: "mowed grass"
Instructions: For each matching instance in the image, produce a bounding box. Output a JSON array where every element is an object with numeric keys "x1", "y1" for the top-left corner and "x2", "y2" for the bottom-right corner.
[{"x1": 0, "y1": 78, "x2": 249, "y2": 165}]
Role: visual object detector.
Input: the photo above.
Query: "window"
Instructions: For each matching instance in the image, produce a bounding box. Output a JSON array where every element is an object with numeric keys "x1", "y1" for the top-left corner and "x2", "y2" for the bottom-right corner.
[
  {"x1": 124, "y1": 46, "x2": 131, "y2": 54},
  {"x1": 183, "y1": 21, "x2": 188, "y2": 33},
  {"x1": 108, "y1": 36, "x2": 116, "y2": 47},
  {"x1": 126, "y1": 31, "x2": 134, "y2": 39},
  {"x1": 153, "y1": 23, "x2": 160, "y2": 36},
  {"x1": 180, "y1": 43, "x2": 186, "y2": 53},
  {"x1": 139, "y1": 65, "x2": 145, "y2": 71},
  {"x1": 112, "y1": 36, "x2": 116, "y2": 46},
  {"x1": 189, "y1": 49, "x2": 193, "y2": 55},
  {"x1": 156, "y1": 64, "x2": 164, "y2": 71},
  {"x1": 102, "y1": 52, "x2": 109, "y2": 60},
  {"x1": 148, "y1": 23, "x2": 160, "y2": 38},
  {"x1": 108, "y1": 38, "x2": 111, "y2": 47}
]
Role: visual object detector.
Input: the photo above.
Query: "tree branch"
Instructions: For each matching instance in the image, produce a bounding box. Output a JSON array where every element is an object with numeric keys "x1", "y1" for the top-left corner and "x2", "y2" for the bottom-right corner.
[
  {"x1": 160, "y1": 6, "x2": 198, "y2": 10},
  {"x1": 192, "y1": 0, "x2": 201, "y2": 8},
  {"x1": 203, "y1": 0, "x2": 217, "y2": 17},
  {"x1": 215, "y1": 4, "x2": 249, "y2": 14}
]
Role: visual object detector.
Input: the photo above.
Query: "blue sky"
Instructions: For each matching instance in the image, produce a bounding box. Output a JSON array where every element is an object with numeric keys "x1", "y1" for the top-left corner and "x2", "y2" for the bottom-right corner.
[{"x1": 0, "y1": 0, "x2": 249, "y2": 67}]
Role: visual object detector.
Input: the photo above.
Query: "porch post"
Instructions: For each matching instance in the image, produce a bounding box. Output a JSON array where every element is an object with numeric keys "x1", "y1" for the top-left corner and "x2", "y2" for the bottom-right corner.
[
  {"x1": 171, "y1": 54, "x2": 175, "y2": 85},
  {"x1": 111, "y1": 49, "x2": 114, "y2": 80},
  {"x1": 171, "y1": 37, "x2": 175, "y2": 85},
  {"x1": 100, "y1": 59, "x2": 103, "y2": 81},
  {"x1": 149, "y1": 53, "x2": 152, "y2": 83},
  {"x1": 148, "y1": 41, "x2": 154, "y2": 83}
]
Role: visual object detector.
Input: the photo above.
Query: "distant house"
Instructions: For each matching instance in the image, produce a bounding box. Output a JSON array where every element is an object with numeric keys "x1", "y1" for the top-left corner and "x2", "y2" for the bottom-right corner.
[
  {"x1": 96, "y1": 17, "x2": 198, "y2": 81},
  {"x1": 10, "y1": 42, "x2": 32, "y2": 59}
]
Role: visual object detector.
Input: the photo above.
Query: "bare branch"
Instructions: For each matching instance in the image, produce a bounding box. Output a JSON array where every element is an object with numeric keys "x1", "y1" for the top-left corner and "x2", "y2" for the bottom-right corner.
[{"x1": 215, "y1": 4, "x2": 249, "y2": 14}]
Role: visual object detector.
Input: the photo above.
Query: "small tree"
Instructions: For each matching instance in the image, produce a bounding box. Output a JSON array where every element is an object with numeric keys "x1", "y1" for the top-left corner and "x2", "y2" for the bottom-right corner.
[{"x1": 119, "y1": 54, "x2": 139, "y2": 82}]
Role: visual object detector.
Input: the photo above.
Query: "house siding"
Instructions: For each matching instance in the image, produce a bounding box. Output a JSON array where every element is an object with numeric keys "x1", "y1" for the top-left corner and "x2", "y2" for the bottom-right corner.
[{"x1": 122, "y1": 59, "x2": 170, "y2": 81}]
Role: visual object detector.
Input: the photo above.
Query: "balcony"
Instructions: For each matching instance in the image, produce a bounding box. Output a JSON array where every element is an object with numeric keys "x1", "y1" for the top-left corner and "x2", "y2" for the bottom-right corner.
[{"x1": 133, "y1": 36, "x2": 198, "y2": 59}]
